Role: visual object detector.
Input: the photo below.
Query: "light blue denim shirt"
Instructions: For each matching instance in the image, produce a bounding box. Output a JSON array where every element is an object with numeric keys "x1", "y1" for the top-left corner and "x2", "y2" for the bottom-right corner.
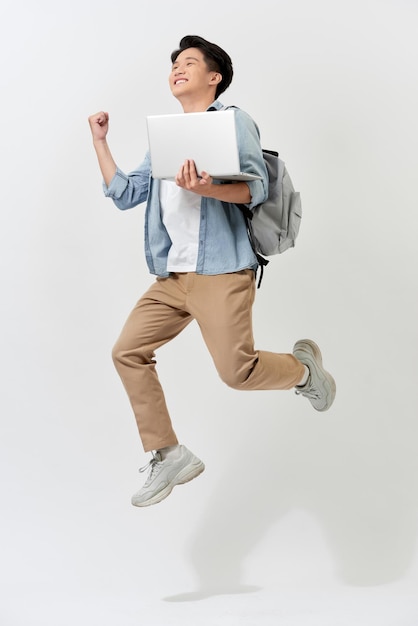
[{"x1": 103, "y1": 100, "x2": 268, "y2": 277}]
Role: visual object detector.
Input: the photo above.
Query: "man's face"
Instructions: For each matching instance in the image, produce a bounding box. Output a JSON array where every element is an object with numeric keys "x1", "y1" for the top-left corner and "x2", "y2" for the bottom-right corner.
[{"x1": 169, "y1": 47, "x2": 219, "y2": 98}]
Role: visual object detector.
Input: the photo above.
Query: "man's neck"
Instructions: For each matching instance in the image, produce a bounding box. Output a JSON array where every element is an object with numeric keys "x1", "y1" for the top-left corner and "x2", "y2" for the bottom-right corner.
[{"x1": 177, "y1": 94, "x2": 217, "y2": 113}]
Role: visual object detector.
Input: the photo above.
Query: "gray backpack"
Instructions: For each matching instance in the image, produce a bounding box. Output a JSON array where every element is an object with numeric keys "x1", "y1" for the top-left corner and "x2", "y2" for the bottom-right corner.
[
  {"x1": 218, "y1": 104, "x2": 302, "y2": 286},
  {"x1": 237, "y1": 148, "x2": 302, "y2": 287}
]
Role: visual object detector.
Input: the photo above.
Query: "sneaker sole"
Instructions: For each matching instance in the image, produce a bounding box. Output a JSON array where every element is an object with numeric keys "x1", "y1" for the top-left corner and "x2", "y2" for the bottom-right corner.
[
  {"x1": 131, "y1": 460, "x2": 205, "y2": 508},
  {"x1": 293, "y1": 339, "x2": 336, "y2": 412}
]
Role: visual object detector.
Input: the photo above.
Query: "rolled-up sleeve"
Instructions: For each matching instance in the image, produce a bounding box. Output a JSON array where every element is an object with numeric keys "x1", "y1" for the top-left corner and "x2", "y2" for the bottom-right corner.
[
  {"x1": 234, "y1": 109, "x2": 268, "y2": 209},
  {"x1": 102, "y1": 152, "x2": 151, "y2": 210}
]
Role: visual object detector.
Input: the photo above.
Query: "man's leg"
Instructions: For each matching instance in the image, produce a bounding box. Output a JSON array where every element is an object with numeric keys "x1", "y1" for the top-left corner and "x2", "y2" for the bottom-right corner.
[
  {"x1": 112, "y1": 277, "x2": 192, "y2": 452},
  {"x1": 188, "y1": 270, "x2": 335, "y2": 410},
  {"x1": 188, "y1": 270, "x2": 305, "y2": 390},
  {"x1": 112, "y1": 275, "x2": 205, "y2": 507}
]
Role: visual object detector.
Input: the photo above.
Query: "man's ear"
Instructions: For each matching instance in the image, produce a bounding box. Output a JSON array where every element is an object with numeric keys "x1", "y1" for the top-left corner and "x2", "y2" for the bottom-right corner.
[{"x1": 209, "y1": 72, "x2": 222, "y2": 86}]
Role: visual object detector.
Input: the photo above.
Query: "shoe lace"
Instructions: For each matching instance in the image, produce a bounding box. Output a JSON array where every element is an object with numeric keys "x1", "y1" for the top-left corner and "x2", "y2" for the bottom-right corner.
[
  {"x1": 295, "y1": 380, "x2": 321, "y2": 400},
  {"x1": 139, "y1": 452, "x2": 163, "y2": 486}
]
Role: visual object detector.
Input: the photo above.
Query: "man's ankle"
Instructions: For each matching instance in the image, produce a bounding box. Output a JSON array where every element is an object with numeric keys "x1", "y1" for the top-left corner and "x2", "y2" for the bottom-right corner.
[
  {"x1": 296, "y1": 365, "x2": 310, "y2": 387},
  {"x1": 158, "y1": 444, "x2": 181, "y2": 460}
]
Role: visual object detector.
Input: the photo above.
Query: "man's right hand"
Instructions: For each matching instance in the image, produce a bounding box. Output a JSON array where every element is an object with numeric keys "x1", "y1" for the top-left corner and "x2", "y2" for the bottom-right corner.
[
  {"x1": 88, "y1": 111, "x2": 117, "y2": 186},
  {"x1": 88, "y1": 111, "x2": 109, "y2": 142}
]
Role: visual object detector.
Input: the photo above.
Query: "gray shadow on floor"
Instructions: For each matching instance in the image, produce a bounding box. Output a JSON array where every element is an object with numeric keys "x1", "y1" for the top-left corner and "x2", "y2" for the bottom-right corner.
[{"x1": 163, "y1": 375, "x2": 418, "y2": 602}]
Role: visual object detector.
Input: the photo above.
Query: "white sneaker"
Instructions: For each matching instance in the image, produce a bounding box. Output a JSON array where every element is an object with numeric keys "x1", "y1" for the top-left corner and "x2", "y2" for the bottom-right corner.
[
  {"x1": 293, "y1": 339, "x2": 336, "y2": 411},
  {"x1": 131, "y1": 445, "x2": 205, "y2": 507}
]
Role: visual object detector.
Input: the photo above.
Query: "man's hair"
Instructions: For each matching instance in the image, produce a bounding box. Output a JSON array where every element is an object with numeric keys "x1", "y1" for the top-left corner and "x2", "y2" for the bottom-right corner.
[{"x1": 171, "y1": 35, "x2": 233, "y2": 99}]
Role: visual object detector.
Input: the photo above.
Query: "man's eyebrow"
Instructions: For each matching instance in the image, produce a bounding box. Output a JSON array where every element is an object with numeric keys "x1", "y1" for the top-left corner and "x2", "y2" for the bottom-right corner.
[{"x1": 172, "y1": 56, "x2": 200, "y2": 65}]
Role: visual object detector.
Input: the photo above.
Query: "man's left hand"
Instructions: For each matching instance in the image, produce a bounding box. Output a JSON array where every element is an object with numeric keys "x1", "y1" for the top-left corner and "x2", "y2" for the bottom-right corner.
[{"x1": 175, "y1": 159, "x2": 214, "y2": 195}]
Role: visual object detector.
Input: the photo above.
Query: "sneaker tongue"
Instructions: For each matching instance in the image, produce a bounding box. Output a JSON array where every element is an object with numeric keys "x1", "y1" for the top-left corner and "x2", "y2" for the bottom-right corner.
[{"x1": 154, "y1": 451, "x2": 163, "y2": 462}]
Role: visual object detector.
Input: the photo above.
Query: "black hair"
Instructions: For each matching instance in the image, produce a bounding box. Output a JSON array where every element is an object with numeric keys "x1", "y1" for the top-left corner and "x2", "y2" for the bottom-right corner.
[{"x1": 171, "y1": 35, "x2": 233, "y2": 99}]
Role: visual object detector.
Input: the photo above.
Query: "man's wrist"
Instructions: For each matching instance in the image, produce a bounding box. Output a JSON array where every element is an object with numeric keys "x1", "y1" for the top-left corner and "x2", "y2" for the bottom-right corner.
[{"x1": 93, "y1": 138, "x2": 108, "y2": 148}]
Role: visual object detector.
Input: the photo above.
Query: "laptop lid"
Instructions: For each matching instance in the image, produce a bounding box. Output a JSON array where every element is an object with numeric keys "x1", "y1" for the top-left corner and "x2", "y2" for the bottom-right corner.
[{"x1": 146, "y1": 110, "x2": 262, "y2": 181}]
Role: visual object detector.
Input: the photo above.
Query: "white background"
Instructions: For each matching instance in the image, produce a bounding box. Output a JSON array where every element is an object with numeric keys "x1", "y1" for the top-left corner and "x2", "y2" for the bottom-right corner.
[{"x1": 1, "y1": 0, "x2": 418, "y2": 624}]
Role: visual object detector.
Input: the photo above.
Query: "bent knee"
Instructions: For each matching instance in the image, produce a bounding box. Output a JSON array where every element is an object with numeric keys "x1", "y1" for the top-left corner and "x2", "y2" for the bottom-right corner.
[
  {"x1": 111, "y1": 341, "x2": 123, "y2": 366},
  {"x1": 218, "y1": 368, "x2": 251, "y2": 390},
  {"x1": 111, "y1": 341, "x2": 127, "y2": 369},
  {"x1": 111, "y1": 340, "x2": 152, "y2": 368}
]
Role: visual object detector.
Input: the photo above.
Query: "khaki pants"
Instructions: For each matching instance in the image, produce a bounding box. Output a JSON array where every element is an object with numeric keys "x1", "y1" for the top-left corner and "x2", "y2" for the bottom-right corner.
[{"x1": 112, "y1": 270, "x2": 304, "y2": 451}]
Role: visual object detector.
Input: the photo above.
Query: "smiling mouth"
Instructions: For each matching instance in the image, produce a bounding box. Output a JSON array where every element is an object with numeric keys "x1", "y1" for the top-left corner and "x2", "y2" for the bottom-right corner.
[{"x1": 174, "y1": 79, "x2": 187, "y2": 85}]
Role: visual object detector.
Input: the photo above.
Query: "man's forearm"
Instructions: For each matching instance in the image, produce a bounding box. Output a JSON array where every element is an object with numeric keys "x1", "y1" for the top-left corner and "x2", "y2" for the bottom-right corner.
[
  {"x1": 93, "y1": 139, "x2": 117, "y2": 187},
  {"x1": 207, "y1": 181, "x2": 251, "y2": 204}
]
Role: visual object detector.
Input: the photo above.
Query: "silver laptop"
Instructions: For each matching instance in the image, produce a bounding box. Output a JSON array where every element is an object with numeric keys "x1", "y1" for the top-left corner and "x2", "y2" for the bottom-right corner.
[{"x1": 146, "y1": 110, "x2": 262, "y2": 181}]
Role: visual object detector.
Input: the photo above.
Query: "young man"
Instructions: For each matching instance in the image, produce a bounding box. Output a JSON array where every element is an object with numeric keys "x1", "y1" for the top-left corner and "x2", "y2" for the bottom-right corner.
[{"x1": 88, "y1": 35, "x2": 336, "y2": 508}]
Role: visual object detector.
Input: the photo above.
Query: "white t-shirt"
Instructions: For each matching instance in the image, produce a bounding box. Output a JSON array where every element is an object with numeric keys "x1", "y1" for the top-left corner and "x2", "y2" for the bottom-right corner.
[{"x1": 160, "y1": 180, "x2": 201, "y2": 272}]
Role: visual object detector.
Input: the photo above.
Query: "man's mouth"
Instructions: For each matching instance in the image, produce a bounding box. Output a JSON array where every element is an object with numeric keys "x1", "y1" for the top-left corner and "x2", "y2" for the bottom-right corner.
[{"x1": 174, "y1": 79, "x2": 187, "y2": 85}]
